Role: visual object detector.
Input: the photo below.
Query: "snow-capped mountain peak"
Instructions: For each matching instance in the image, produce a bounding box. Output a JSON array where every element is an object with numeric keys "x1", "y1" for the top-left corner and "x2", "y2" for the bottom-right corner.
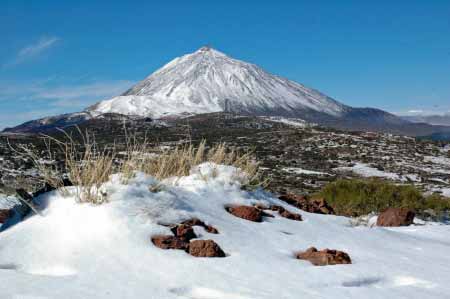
[{"x1": 88, "y1": 47, "x2": 347, "y2": 118}]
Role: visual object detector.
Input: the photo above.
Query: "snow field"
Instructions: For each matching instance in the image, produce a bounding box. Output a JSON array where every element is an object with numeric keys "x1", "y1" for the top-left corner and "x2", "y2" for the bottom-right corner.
[{"x1": 0, "y1": 163, "x2": 449, "y2": 298}]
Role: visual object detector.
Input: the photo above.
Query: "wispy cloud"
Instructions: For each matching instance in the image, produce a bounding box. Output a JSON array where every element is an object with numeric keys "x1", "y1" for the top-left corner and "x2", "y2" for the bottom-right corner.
[
  {"x1": 5, "y1": 36, "x2": 60, "y2": 67},
  {"x1": 394, "y1": 107, "x2": 450, "y2": 116},
  {"x1": 0, "y1": 79, "x2": 134, "y2": 129}
]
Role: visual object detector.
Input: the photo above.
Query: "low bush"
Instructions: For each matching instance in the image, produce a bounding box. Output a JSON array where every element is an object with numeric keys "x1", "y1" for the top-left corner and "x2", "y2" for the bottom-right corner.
[{"x1": 317, "y1": 178, "x2": 450, "y2": 217}]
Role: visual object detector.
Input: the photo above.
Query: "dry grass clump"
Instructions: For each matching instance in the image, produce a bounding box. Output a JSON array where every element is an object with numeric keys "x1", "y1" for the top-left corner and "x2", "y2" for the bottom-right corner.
[
  {"x1": 133, "y1": 140, "x2": 261, "y2": 186},
  {"x1": 12, "y1": 129, "x2": 262, "y2": 204},
  {"x1": 10, "y1": 128, "x2": 115, "y2": 204},
  {"x1": 61, "y1": 132, "x2": 115, "y2": 204}
]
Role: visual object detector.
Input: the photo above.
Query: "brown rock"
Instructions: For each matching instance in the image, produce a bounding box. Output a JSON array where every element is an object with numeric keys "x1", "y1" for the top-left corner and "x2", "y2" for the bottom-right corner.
[
  {"x1": 269, "y1": 205, "x2": 285, "y2": 213},
  {"x1": 181, "y1": 218, "x2": 206, "y2": 227},
  {"x1": 226, "y1": 205, "x2": 264, "y2": 222},
  {"x1": 376, "y1": 208, "x2": 415, "y2": 227},
  {"x1": 0, "y1": 209, "x2": 11, "y2": 223},
  {"x1": 188, "y1": 240, "x2": 226, "y2": 257},
  {"x1": 296, "y1": 247, "x2": 352, "y2": 266},
  {"x1": 279, "y1": 194, "x2": 335, "y2": 215},
  {"x1": 151, "y1": 235, "x2": 189, "y2": 250},
  {"x1": 254, "y1": 203, "x2": 270, "y2": 210},
  {"x1": 279, "y1": 210, "x2": 303, "y2": 221},
  {"x1": 181, "y1": 218, "x2": 219, "y2": 234},
  {"x1": 171, "y1": 224, "x2": 197, "y2": 241},
  {"x1": 204, "y1": 225, "x2": 219, "y2": 234}
]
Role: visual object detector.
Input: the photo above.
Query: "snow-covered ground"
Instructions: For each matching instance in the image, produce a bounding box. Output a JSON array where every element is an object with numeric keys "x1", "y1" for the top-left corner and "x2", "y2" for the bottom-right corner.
[
  {"x1": 0, "y1": 195, "x2": 19, "y2": 210},
  {"x1": 1, "y1": 163, "x2": 450, "y2": 298},
  {"x1": 335, "y1": 163, "x2": 399, "y2": 180},
  {"x1": 263, "y1": 116, "x2": 310, "y2": 128},
  {"x1": 283, "y1": 167, "x2": 329, "y2": 176},
  {"x1": 335, "y1": 163, "x2": 420, "y2": 182}
]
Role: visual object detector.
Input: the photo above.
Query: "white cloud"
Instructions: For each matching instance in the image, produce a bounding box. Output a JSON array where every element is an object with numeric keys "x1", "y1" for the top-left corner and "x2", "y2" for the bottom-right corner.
[
  {"x1": 4, "y1": 36, "x2": 60, "y2": 67},
  {"x1": 394, "y1": 107, "x2": 450, "y2": 117},
  {"x1": 0, "y1": 79, "x2": 134, "y2": 129},
  {"x1": 0, "y1": 79, "x2": 133, "y2": 103}
]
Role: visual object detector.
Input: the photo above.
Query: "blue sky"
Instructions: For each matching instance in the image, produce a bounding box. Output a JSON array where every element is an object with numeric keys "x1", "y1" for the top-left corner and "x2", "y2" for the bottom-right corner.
[{"x1": 1, "y1": 0, "x2": 449, "y2": 129}]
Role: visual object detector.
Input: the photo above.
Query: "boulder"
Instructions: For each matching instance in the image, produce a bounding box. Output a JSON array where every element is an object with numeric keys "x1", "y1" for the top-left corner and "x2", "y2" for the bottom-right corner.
[
  {"x1": 376, "y1": 208, "x2": 415, "y2": 227},
  {"x1": 188, "y1": 240, "x2": 226, "y2": 258},
  {"x1": 171, "y1": 224, "x2": 197, "y2": 241},
  {"x1": 296, "y1": 247, "x2": 352, "y2": 266},
  {"x1": 279, "y1": 194, "x2": 335, "y2": 215},
  {"x1": 151, "y1": 235, "x2": 189, "y2": 250},
  {"x1": 0, "y1": 209, "x2": 11, "y2": 223},
  {"x1": 226, "y1": 205, "x2": 264, "y2": 222}
]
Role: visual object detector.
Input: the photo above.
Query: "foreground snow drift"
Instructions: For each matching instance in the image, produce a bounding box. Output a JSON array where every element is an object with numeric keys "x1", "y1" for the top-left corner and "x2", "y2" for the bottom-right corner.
[{"x1": 1, "y1": 163, "x2": 450, "y2": 299}]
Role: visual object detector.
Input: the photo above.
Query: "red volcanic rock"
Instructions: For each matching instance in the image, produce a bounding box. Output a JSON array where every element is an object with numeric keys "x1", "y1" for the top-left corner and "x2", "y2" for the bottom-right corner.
[
  {"x1": 151, "y1": 235, "x2": 189, "y2": 250},
  {"x1": 296, "y1": 247, "x2": 351, "y2": 266},
  {"x1": 181, "y1": 218, "x2": 219, "y2": 234},
  {"x1": 377, "y1": 208, "x2": 415, "y2": 227},
  {"x1": 254, "y1": 203, "x2": 270, "y2": 210},
  {"x1": 171, "y1": 224, "x2": 197, "y2": 241},
  {"x1": 188, "y1": 240, "x2": 226, "y2": 258},
  {"x1": 0, "y1": 209, "x2": 11, "y2": 223},
  {"x1": 279, "y1": 210, "x2": 303, "y2": 221},
  {"x1": 226, "y1": 205, "x2": 264, "y2": 222},
  {"x1": 269, "y1": 205, "x2": 286, "y2": 213},
  {"x1": 204, "y1": 225, "x2": 219, "y2": 234},
  {"x1": 279, "y1": 194, "x2": 335, "y2": 215}
]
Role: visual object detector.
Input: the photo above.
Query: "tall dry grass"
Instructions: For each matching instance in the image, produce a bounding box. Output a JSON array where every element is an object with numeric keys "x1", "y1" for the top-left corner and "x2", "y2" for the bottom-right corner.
[
  {"x1": 12, "y1": 129, "x2": 262, "y2": 204},
  {"x1": 125, "y1": 140, "x2": 261, "y2": 185}
]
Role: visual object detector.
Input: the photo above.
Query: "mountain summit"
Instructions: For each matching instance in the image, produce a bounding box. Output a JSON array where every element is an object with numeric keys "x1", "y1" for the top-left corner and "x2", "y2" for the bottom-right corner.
[
  {"x1": 5, "y1": 47, "x2": 450, "y2": 137},
  {"x1": 88, "y1": 47, "x2": 347, "y2": 118}
]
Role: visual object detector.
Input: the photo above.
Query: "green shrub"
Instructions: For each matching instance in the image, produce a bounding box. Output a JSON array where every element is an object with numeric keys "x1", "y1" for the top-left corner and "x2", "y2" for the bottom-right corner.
[{"x1": 317, "y1": 178, "x2": 450, "y2": 216}]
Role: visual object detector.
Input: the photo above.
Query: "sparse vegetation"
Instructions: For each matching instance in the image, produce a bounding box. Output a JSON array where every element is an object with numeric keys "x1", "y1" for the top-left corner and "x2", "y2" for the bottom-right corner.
[
  {"x1": 122, "y1": 140, "x2": 261, "y2": 185},
  {"x1": 13, "y1": 128, "x2": 261, "y2": 204},
  {"x1": 317, "y1": 178, "x2": 450, "y2": 217}
]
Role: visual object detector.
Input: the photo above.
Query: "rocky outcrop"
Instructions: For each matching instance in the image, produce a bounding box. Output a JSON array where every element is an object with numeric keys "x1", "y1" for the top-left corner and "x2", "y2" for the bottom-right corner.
[
  {"x1": 376, "y1": 208, "x2": 415, "y2": 227},
  {"x1": 278, "y1": 194, "x2": 335, "y2": 215},
  {"x1": 226, "y1": 205, "x2": 264, "y2": 222},
  {"x1": 188, "y1": 240, "x2": 226, "y2": 258},
  {"x1": 296, "y1": 247, "x2": 351, "y2": 266}
]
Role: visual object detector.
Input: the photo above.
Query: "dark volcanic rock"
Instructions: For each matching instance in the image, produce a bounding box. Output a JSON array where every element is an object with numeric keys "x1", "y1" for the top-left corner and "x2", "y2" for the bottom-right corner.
[
  {"x1": 376, "y1": 208, "x2": 415, "y2": 227},
  {"x1": 296, "y1": 247, "x2": 351, "y2": 266},
  {"x1": 151, "y1": 235, "x2": 189, "y2": 250},
  {"x1": 188, "y1": 240, "x2": 226, "y2": 258},
  {"x1": 226, "y1": 205, "x2": 264, "y2": 222},
  {"x1": 279, "y1": 194, "x2": 335, "y2": 215},
  {"x1": 0, "y1": 209, "x2": 11, "y2": 223}
]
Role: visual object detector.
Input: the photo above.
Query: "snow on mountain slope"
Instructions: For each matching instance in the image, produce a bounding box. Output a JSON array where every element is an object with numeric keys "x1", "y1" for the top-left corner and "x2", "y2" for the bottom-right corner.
[
  {"x1": 89, "y1": 47, "x2": 347, "y2": 118},
  {"x1": 1, "y1": 163, "x2": 450, "y2": 299}
]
